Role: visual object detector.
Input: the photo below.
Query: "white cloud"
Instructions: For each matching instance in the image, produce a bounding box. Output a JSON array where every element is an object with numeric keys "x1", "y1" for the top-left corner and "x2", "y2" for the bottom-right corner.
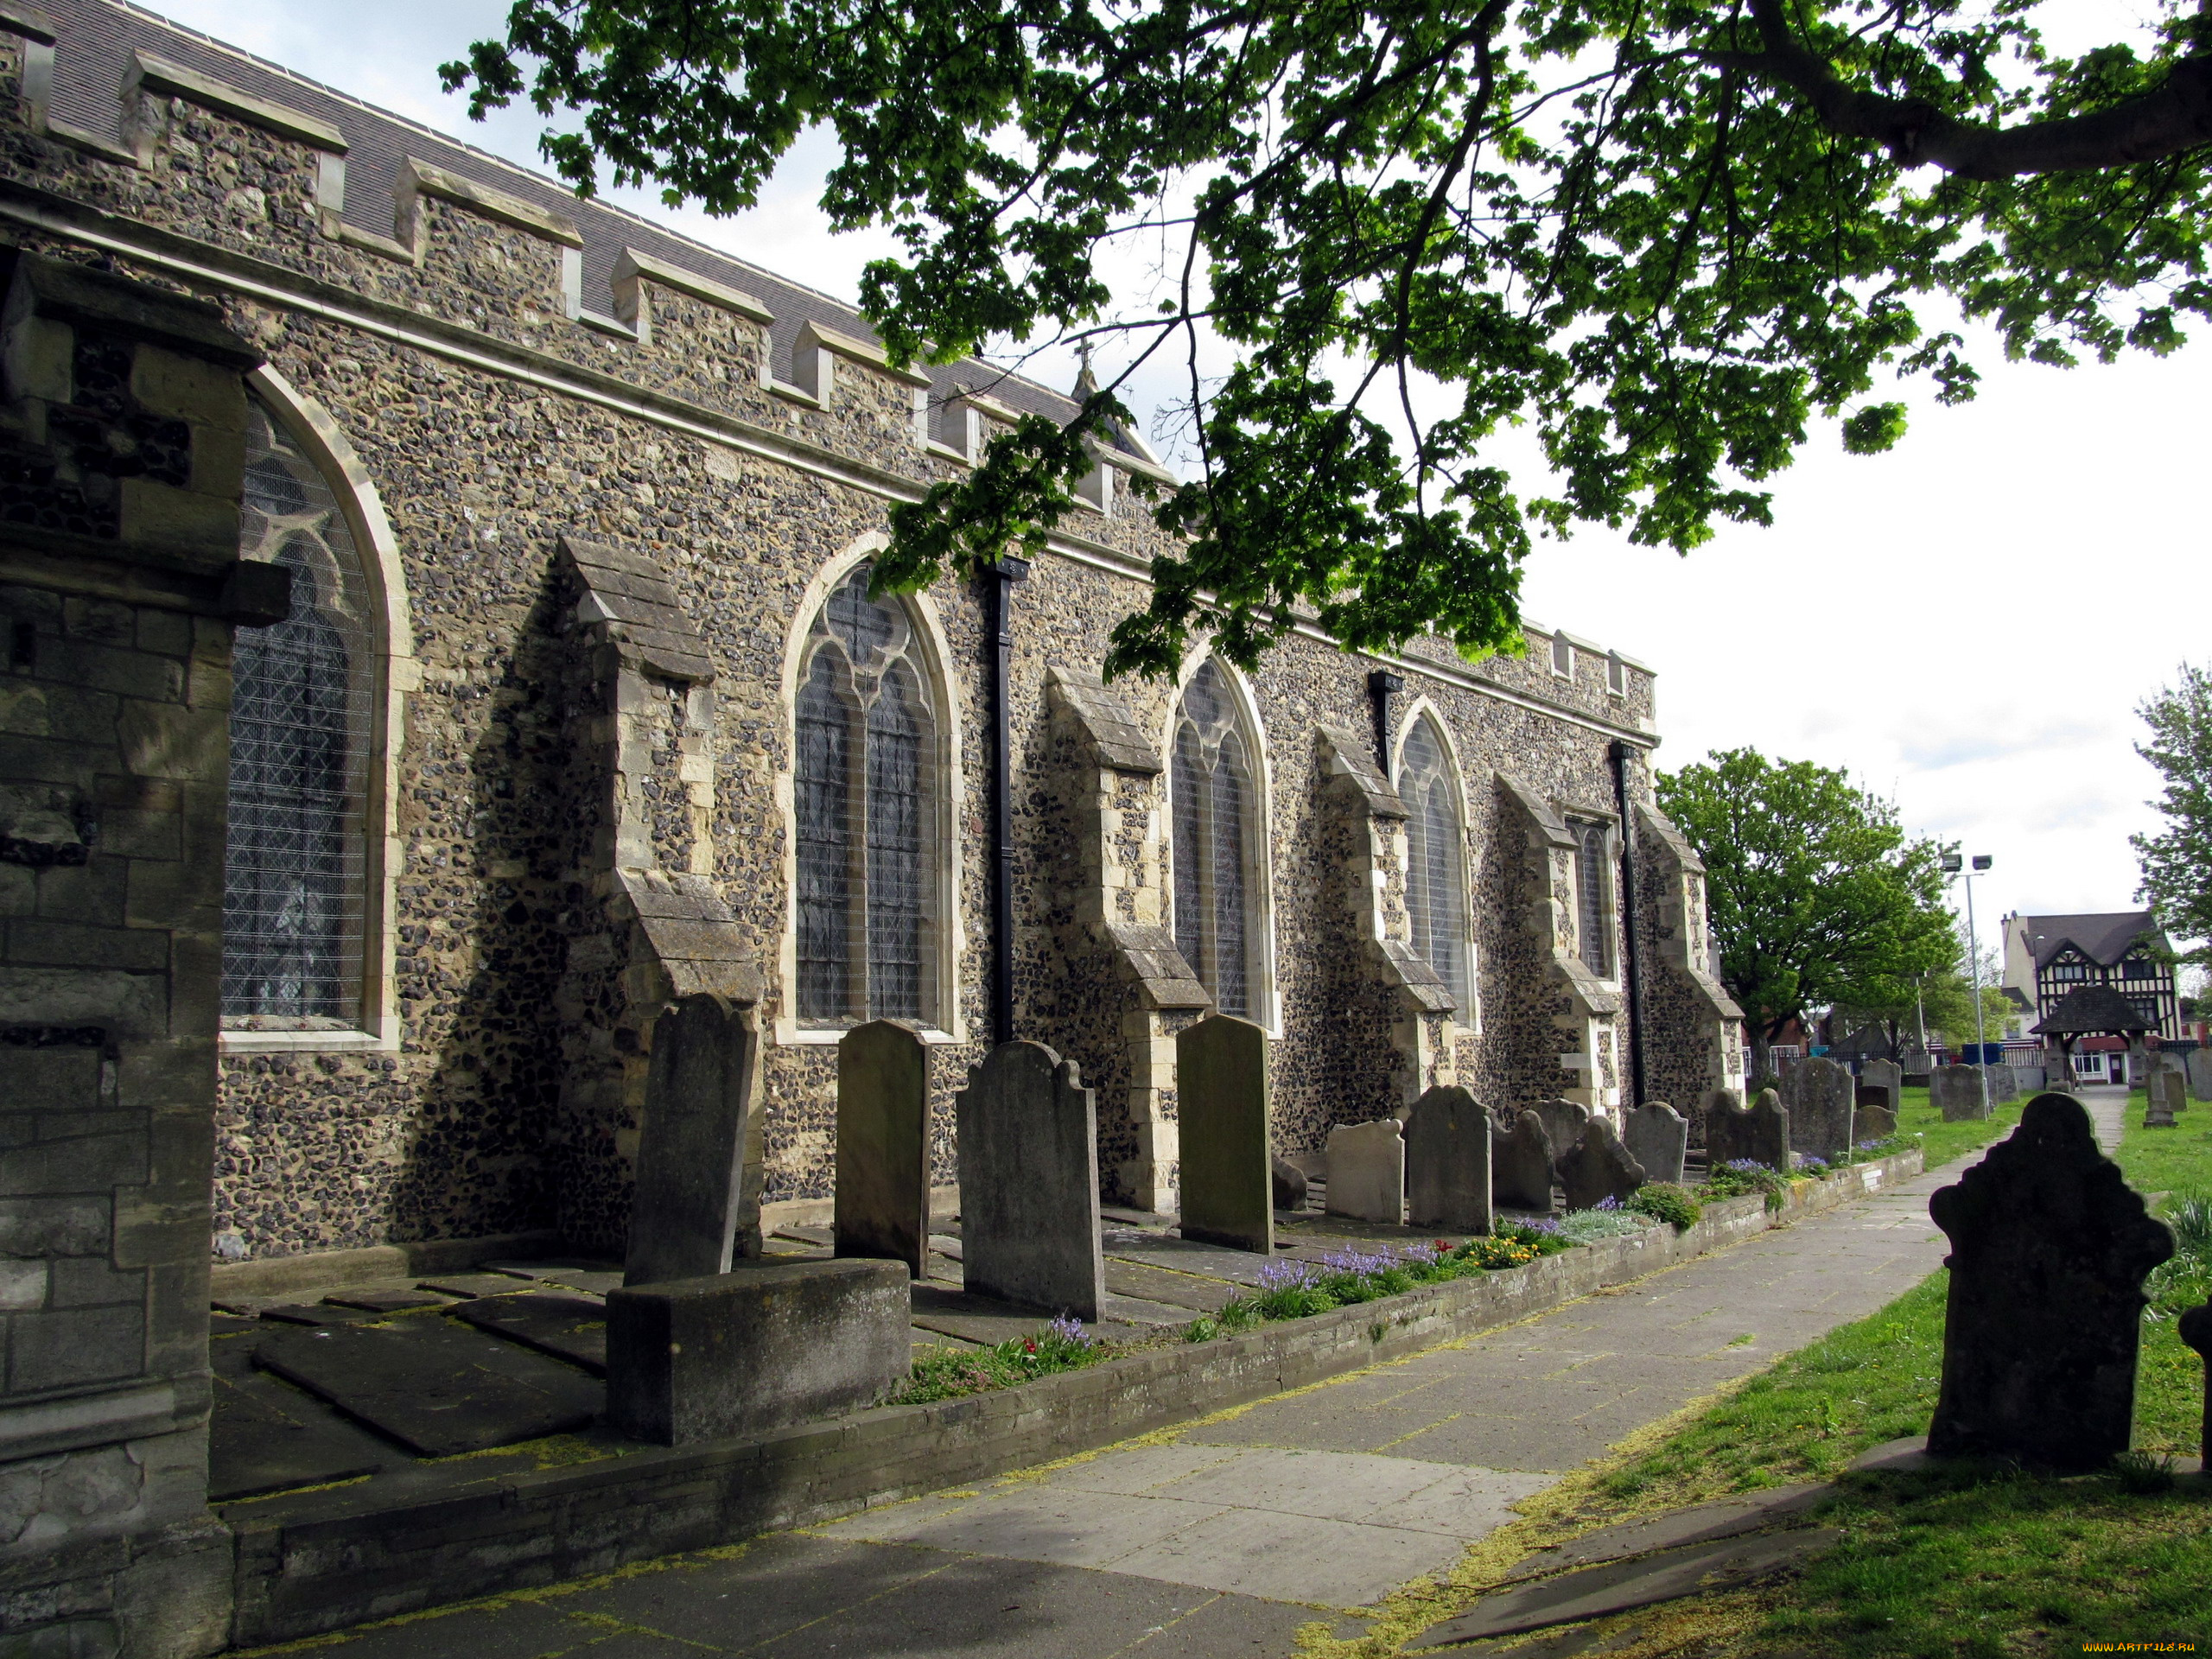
[{"x1": 141, "y1": 0, "x2": 2209, "y2": 932}]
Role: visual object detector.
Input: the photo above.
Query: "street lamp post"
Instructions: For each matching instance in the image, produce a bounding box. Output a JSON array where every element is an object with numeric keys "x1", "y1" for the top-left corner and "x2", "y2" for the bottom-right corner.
[{"x1": 1941, "y1": 851, "x2": 1994, "y2": 1065}]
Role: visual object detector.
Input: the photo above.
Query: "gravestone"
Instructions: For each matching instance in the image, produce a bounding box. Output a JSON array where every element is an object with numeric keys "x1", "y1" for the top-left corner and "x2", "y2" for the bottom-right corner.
[
  {"x1": 2148, "y1": 1065, "x2": 2188, "y2": 1122},
  {"x1": 1622, "y1": 1102, "x2": 1688, "y2": 1186},
  {"x1": 1854, "y1": 1096, "x2": 1897, "y2": 1141},
  {"x1": 1492, "y1": 1109, "x2": 1556, "y2": 1211},
  {"x1": 836, "y1": 1020, "x2": 931, "y2": 1278},
  {"x1": 1326, "y1": 1117, "x2": 1407, "y2": 1224},
  {"x1": 1706, "y1": 1089, "x2": 1789, "y2": 1172},
  {"x1": 1531, "y1": 1099, "x2": 1591, "y2": 1177},
  {"x1": 1859, "y1": 1058, "x2": 1903, "y2": 1114},
  {"x1": 1930, "y1": 1065, "x2": 1991, "y2": 1122},
  {"x1": 624, "y1": 994, "x2": 758, "y2": 1287},
  {"x1": 2178, "y1": 1299, "x2": 2212, "y2": 1463},
  {"x1": 1178, "y1": 1014, "x2": 1274, "y2": 1253},
  {"x1": 1984, "y1": 1065, "x2": 2018, "y2": 1104},
  {"x1": 2145, "y1": 1096, "x2": 2177, "y2": 1129},
  {"x1": 956, "y1": 1040, "x2": 1105, "y2": 1320},
  {"x1": 1272, "y1": 1155, "x2": 1309, "y2": 1211},
  {"x1": 2189, "y1": 1048, "x2": 2212, "y2": 1104},
  {"x1": 1406, "y1": 1085, "x2": 1493, "y2": 1233},
  {"x1": 1560, "y1": 1118, "x2": 1646, "y2": 1211},
  {"x1": 1783, "y1": 1058, "x2": 1855, "y2": 1164},
  {"x1": 1926, "y1": 1092, "x2": 2173, "y2": 1471}
]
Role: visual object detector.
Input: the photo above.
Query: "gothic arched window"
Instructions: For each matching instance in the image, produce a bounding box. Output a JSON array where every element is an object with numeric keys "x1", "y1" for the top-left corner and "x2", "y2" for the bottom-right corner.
[
  {"x1": 1400, "y1": 716, "x2": 1471, "y2": 1010},
  {"x1": 222, "y1": 399, "x2": 377, "y2": 1028},
  {"x1": 794, "y1": 565, "x2": 942, "y2": 1027},
  {"x1": 1171, "y1": 659, "x2": 1264, "y2": 1018},
  {"x1": 1572, "y1": 818, "x2": 1612, "y2": 977}
]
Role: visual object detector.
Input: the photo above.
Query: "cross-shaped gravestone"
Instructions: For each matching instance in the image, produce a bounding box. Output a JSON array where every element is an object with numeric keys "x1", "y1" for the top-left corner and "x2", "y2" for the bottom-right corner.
[{"x1": 1927, "y1": 1092, "x2": 2174, "y2": 1471}]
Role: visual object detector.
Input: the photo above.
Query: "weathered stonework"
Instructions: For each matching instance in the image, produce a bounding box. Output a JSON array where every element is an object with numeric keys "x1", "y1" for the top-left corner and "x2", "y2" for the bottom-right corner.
[
  {"x1": 1632, "y1": 798, "x2": 1745, "y2": 1134},
  {"x1": 0, "y1": 4, "x2": 1726, "y2": 1293}
]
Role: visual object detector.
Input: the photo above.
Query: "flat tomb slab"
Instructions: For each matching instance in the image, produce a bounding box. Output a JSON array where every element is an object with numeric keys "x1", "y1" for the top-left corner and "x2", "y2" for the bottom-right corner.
[
  {"x1": 417, "y1": 1272, "x2": 543, "y2": 1299},
  {"x1": 1102, "y1": 1232, "x2": 1277, "y2": 1285},
  {"x1": 1408, "y1": 1528, "x2": 1841, "y2": 1648},
  {"x1": 450, "y1": 1293, "x2": 608, "y2": 1376},
  {"x1": 1098, "y1": 1294, "x2": 1196, "y2": 1328},
  {"x1": 255, "y1": 1318, "x2": 603, "y2": 1457},
  {"x1": 907, "y1": 1285, "x2": 1150, "y2": 1346},
  {"x1": 209, "y1": 1335, "x2": 389, "y2": 1502},
  {"x1": 323, "y1": 1287, "x2": 451, "y2": 1313},
  {"x1": 1102, "y1": 1260, "x2": 1242, "y2": 1313},
  {"x1": 480, "y1": 1259, "x2": 626, "y2": 1295}
]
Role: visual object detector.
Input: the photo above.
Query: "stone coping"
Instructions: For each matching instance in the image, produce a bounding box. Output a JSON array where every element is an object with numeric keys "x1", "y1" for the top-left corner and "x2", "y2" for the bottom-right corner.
[{"x1": 222, "y1": 1150, "x2": 1923, "y2": 1647}]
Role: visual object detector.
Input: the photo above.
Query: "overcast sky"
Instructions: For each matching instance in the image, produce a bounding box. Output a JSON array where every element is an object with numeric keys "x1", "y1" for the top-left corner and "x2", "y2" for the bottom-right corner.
[{"x1": 140, "y1": 0, "x2": 2209, "y2": 947}]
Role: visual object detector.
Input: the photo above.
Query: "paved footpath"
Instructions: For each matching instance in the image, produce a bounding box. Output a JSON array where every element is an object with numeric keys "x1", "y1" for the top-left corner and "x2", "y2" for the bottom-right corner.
[{"x1": 276, "y1": 1112, "x2": 2100, "y2": 1659}]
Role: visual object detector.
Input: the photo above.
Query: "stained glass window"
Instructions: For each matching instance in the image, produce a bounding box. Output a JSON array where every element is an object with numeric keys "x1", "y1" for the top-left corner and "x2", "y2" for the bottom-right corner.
[
  {"x1": 221, "y1": 401, "x2": 376, "y2": 1028},
  {"x1": 1400, "y1": 718, "x2": 1469, "y2": 1009},
  {"x1": 1573, "y1": 819, "x2": 1611, "y2": 977},
  {"x1": 794, "y1": 566, "x2": 940, "y2": 1027},
  {"x1": 1171, "y1": 660, "x2": 1262, "y2": 1017}
]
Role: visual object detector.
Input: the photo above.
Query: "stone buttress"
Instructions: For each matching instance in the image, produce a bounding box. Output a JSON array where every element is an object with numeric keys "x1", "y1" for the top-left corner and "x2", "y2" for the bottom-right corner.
[
  {"x1": 1633, "y1": 799, "x2": 1745, "y2": 1118},
  {"x1": 1497, "y1": 773, "x2": 1623, "y2": 1116}
]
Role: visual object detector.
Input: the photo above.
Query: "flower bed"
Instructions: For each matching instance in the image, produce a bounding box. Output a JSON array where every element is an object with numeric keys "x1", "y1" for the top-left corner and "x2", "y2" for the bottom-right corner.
[{"x1": 897, "y1": 1314, "x2": 1116, "y2": 1403}]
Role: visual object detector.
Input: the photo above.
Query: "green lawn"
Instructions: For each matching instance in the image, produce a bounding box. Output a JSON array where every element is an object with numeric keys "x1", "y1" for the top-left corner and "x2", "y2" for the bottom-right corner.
[
  {"x1": 1886, "y1": 1084, "x2": 2024, "y2": 1172},
  {"x1": 1355, "y1": 1086, "x2": 2212, "y2": 1657}
]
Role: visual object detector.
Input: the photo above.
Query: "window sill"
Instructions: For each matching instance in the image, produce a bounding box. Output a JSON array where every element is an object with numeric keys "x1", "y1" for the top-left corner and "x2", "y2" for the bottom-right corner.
[
  {"x1": 220, "y1": 1025, "x2": 399, "y2": 1054},
  {"x1": 774, "y1": 1025, "x2": 967, "y2": 1047}
]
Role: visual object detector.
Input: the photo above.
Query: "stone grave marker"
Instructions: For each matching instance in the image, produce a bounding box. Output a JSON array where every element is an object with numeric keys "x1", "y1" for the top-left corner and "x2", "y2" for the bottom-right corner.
[
  {"x1": 1706, "y1": 1089, "x2": 1789, "y2": 1172},
  {"x1": 2179, "y1": 1298, "x2": 2212, "y2": 1463},
  {"x1": 2189, "y1": 1048, "x2": 2212, "y2": 1104},
  {"x1": 1492, "y1": 1109, "x2": 1556, "y2": 1211},
  {"x1": 1178, "y1": 1014, "x2": 1274, "y2": 1254},
  {"x1": 1407, "y1": 1085, "x2": 1493, "y2": 1233},
  {"x1": 1984, "y1": 1065, "x2": 2019, "y2": 1104},
  {"x1": 2145, "y1": 1095, "x2": 2177, "y2": 1129},
  {"x1": 1927, "y1": 1091, "x2": 2173, "y2": 1471},
  {"x1": 1783, "y1": 1058, "x2": 1855, "y2": 1164},
  {"x1": 1930, "y1": 1065, "x2": 1991, "y2": 1122},
  {"x1": 1859, "y1": 1058, "x2": 1903, "y2": 1114},
  {"x1": 1854, "y1": 1096, "x2": 1898, "y2": 1141},
  {"x1": 2148, "y1": 1060, "x2": 2188, "y2": 1118},
  {"x1": 624, "y1": 993, "x2": 758, "y2": 1287},
  {"x1": 1326, "y1": 1117, "x2": 1406, "y2": 1224},
  {"x1": 1272, "y1": 1155, "x2": 1308, "y2": 1211},
  {"x1": 956, "y1": 1039, "x2": 1106, "y2": 1320},
  {"x1": 836, "y1": 1019, "x2": 931, "y2": 1278},
  {"x1": 1531, "y1": 1099, "x2": 1590, "y2": 1177},
  {"x1": 1622, "y1": 1102, "x2": 1688, "y2": 1186},
  {"x1": 1560, "y1": 1118, "x2": 1645, "y2": 1211}
]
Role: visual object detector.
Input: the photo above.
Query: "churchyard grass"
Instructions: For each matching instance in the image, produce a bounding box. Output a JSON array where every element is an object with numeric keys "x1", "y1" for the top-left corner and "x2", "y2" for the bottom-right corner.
[
  {"x1": 1891, "y1": 1083, "x2": 2024, "y2": 1169},
  {"x1": 895, "y1": 1316, "x2": 1115, "y2": 1403},
  {"x1": 2119, "y1": 1085, "x2": 2212, "y2": 1196}
]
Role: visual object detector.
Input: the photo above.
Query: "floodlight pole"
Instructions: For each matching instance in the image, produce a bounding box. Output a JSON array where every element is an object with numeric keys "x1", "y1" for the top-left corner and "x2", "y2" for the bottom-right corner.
[{"x1": 1942, "y1": 850, "x2": 1993, "y2": 1065}]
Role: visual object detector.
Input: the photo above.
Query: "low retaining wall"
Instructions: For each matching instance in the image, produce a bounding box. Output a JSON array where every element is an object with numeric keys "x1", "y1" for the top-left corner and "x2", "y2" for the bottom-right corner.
[{"x1": 224, "y1": 1149, "x2": 1924, "y2": 1646}]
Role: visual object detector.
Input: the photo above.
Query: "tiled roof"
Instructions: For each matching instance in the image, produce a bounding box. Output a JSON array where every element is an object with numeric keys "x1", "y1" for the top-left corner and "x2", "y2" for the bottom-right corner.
[
  {"x1": 2031, "y1": 983, "x2": 2154, "y2": 1036},
  {"x1": 2017, "y1": 911, "x2": 2162, "y2": 970},
  {"x1": 37, "y1": 0, "x2": 1144, "y2": 456}
]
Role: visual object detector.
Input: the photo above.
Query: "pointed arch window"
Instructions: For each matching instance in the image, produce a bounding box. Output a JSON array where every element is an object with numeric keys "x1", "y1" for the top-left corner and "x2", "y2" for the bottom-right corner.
[
  {"x1": 1171, "y1": 659, "x2": 1263, "y2": 1018},
  {"x1": 794, "y1": 565, "x2": 941, "y2": 1027},
  {"x1": 1571, "y1": 818, "x2": 1612, "y2": 977},
  {"x1": 1400, "y1": 717, "x2": 1471, "y2": 1009},
  {"x1": 222, "y1": 399, "x2": 377, "y2": 1028}
]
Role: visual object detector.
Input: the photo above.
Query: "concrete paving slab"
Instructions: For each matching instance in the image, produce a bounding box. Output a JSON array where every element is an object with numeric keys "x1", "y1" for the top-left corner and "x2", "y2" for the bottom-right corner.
[
  {"x1": 1039, "y1": 1441, "x2": 1246, "y2": 1496},
  {"x1": 1106, "y1": 1503, "x2": 1466, "y2": 1606},
  {"x1": 1146, "y1": 1446, "x2": 1543, "y2": 1534},
  {"x1": 819, "y1": 1485, "x2": 1230, "y2": 1572}
]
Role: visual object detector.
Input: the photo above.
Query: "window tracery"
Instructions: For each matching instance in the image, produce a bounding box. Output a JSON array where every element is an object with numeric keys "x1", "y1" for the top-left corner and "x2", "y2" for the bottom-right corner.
[
  {"x1": 1400, "y1": 717, "x2": 1471, "y2": 1009},
  {"x1": 1171, "y1": 659, "x2": 1262, "y2": 1018}
]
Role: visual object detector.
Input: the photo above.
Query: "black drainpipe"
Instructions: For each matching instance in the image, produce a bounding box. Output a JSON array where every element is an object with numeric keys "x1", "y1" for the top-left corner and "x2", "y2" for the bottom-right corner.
[
  {"x1": 988, "y1": 556, "x2": 1030, "y2": 1046},
  {"x1": 1610, "y1": 739, "x2": 1649, "y2": 1109},
  {"x1": 1366, "y1": 669, "x2": 1402, "y2": 782}
]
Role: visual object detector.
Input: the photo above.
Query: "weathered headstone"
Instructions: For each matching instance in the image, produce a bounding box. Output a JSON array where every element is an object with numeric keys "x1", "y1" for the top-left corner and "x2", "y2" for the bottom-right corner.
[
  {"x1": 1859, "y1": 1058, "x2": 1903, "y2": 1114},
  {"x1": 2178, "y1": 1298, "x2": 2212, "y2": 1463},
  {"x1": 1406, "y1": 1085, "x2": 1493, "y2": 1233},
  {"x1": 2043, "y1": 1044, "x2": 2075, "y2": 1095},
  {"x1": 1531, "y1": 1099, "x2": 1591, "y2": 1177},
  {"x1": 2145, "y1": 1096, "x2": 2177, "y2": 1129},
  {"x1": 2147, "y1": 1065, "x2": 2188, "y2": 1122},
  {"x1": 1854, "y1": 1096, "x2": 1897, "y2": 1141},
  {"x1": 956, "y1": 1040, "x2": 1105, "y2": 1319},
  {"x1": 1272, "y1": 1155, "x2": 1309, "y2": 1212},
  {"x1": 1326, "y1": 1117, "x2": 1407, "y2": 1224},
  {"x1": 1560, "y1": 1118, "x2": 1646, "y2": 1211},
  {"x1": 624, "y1": 993, "x2": 759, "y2": 1287},
  {"x1": 2188, "y1": 1048, "x2": 2212, "y2": 1104},
  {"x1": 1926, "y1": 1092, "x2": 2174, "y2": 1471},
  {"x1": 1783, "y1": 1058, "x2": 1855, "y2": 1164},
  {"x1": 836, "y1": 1020, "x2": 931, "y2": 1278},
  {"x1": 1492, "y1": 1109, "x2": 1556, "y2": 1211},
  {"x1": 1930, "y1": 1065, "x2": 1991, "y2": 1122},
  {"x1": 1983, "y1": 1065, "x2": 2018, "y2": 1104},
  {"x1": 1622, "y1": 1102, "x2": 1688, "y2": 1186},
  {"x1": 1706, "y1": 1089, "x2": 1789, "y2": 1172},
  {"x1": 1178, "y1": 1014, "x2": 1274, "y2": 1253}
]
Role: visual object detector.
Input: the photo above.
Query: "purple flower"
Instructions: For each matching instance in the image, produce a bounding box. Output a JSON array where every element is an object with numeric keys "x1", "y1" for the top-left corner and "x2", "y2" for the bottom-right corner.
[
  {"x1": 1320, "y1": 1247, "x2": 1398, "y2": 1276},
  {"x1": 1046, "y1": 1313, "x2": 1093, "y2": 1346},
  {"x1": 1855, "y1": 1138, "x2": 1885, "y2": 1151},
  {"x1": 1723, "y1": 1158, "x2": 1773, "y2": 1174},
  {"x1": 1594, "y1": 1195, "x2": 1622, "y2": 1211},
  {"x1": 1257, "y1": 1258, "x2": 1320, "y2": 1291}
]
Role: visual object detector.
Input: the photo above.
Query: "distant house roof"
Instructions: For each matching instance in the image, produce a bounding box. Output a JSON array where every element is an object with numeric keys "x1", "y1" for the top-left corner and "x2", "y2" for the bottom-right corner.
[
  {"x1": 1827, "y1": 1024, "x2": 1897, "y2": 1061},
  {"x1": 2016, "y1": 911, "x2": 2164, "y2": 971},
  {"x1": 38, "y1": 0, "x2": 1154, "y2": 465},
  {"x1": 2031, "y1": 984, "x2": 2154, "y2": 1037}
]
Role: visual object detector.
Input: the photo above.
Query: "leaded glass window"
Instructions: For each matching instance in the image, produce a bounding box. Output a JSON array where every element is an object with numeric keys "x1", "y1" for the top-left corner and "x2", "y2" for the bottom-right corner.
[
  {"x1": 1400, "y1": 718, "x2": 1470, "y2": 1009},
  {"x1": 794, "y1": 566, "x2": 940, "y2": 1027},
  {"x1": 222, "y1": 400, "x2": 376, "y2": 1028},
  {"x1": 1171, "y1": 660, "x2": 1262, "y2": 1018},
  {"x1": 1572, "y1": 819, "x2": 1611, "y2": 977}
]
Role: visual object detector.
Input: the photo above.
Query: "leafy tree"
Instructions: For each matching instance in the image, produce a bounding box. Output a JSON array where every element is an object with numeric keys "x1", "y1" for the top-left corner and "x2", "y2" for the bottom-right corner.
[
  {"x1": 445, "y1": 1, "x2": 2212, "y2": 677},
  {"x1": 1655, "y1": 748, "x2": 1954, "y2": 1077},
  {"x1": 2133, "y1": 663, "x2": 2212, "y2": 968}
]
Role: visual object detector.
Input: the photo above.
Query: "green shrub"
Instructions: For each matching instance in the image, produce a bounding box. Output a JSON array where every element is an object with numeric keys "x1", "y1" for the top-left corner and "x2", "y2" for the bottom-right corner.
[
  {"x1": 897, "y1": 1317, "x2": 1112, "y2": 1403},
  {"x1": 1556, "y1": 1205, "x2": 1655, "y2": 1243},
  {"x1": 1628, "y1": 1182, "x2": 1703, "y2": 1230},
  {"x1": 1699, "y1": 1157, "x2": 1792, "y2": 1213}
]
